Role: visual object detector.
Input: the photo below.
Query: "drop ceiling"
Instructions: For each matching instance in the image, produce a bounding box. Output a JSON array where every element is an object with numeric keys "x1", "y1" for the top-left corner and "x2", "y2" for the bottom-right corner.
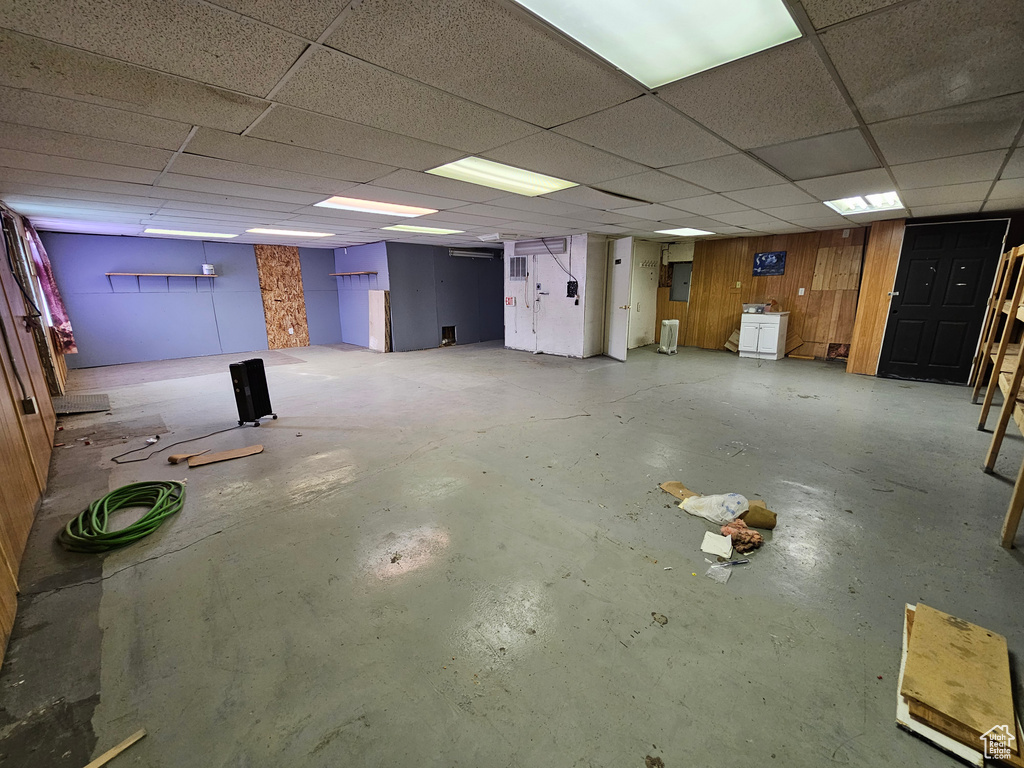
[{"x1": 0, "y1": 0, "x2": 1021, "y2": 249}]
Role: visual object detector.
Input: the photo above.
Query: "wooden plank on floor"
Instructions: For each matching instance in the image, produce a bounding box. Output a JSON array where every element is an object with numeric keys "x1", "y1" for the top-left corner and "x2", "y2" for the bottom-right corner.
[{"x1": 188, "y1": 444, "x2": 264, "y2": 467}]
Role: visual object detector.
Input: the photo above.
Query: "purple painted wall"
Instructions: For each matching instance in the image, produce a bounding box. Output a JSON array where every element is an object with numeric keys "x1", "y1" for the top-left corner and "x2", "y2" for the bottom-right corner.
[{"x1": 334, "y1": 242, "x2": 389, "y2": 347}]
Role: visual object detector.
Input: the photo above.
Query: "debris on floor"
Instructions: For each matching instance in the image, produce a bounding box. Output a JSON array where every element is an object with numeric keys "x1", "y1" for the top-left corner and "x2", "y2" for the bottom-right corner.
[
  {"x1": 724, "y1": 329, "x2": 740, "y2": 353},
  {"x1": 390, "y1": 552, "x2": 402, "y2": 564},
  {"x1": 84, "y1": 727, "x2": 146, "y2": 767},
  {"x1": 741, "y1": 500, "x2": 777, "y2": 530},
  {"x1": 700, "y1": 531, "x2": 733, "y2": 559},
  {"x1": 897, "y1": 604, "x2": 1021, "y2": 767},
  {"x1": 681, "y1": 493, "x2": 749, "y2": 524},
  {"x1": 705, "y1": 563, "x2": 731, "y2": 584},
  {"x1": 660, "y1": 481, "x2": 778, "y2": 530},
  {"x1": 651, "y1": 613, "x2": 668, "y2": 626},
  {"x1": 645, "y1": 755, "x2": 665, "y2": 768},
  {"x1": 187, "y1": 444, "x2": 263, "y2": 467},
  {"x1": 721, "y1": 519, "x2": 764, "y2": 553},
  {"x1": 167, "y1": 450, "x2": 208, "y2": 465}
]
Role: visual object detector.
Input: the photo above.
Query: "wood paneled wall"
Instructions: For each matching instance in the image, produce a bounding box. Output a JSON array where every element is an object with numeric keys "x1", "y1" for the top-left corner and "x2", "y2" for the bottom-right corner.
[
  {"x1": 684, "y1": 227, "x2": 866, "y2": 358},
  {"x1": 254, "y1": 244, "x2": 310, "y2": 349},
  {"x1": 0, "y1": 220, "x2": 55, "y2": 659},
  {"x1": 846, "y1": 219, "x2": 906, "y2": 375},
  {"x1": 655, "y1": 289, "x2": 688, "y2": 344}
]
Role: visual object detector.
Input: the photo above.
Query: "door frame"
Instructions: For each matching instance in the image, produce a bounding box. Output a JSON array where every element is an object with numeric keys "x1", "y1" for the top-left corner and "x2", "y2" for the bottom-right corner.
[{"x1": 604, "y1": 237, "x2": 633, "y2": 361}]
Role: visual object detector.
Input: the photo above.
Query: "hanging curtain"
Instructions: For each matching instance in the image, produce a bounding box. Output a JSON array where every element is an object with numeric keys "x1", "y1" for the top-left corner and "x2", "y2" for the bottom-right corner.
[{"x1": 22, "y1": 221, "x2": 77, "y2": 354}]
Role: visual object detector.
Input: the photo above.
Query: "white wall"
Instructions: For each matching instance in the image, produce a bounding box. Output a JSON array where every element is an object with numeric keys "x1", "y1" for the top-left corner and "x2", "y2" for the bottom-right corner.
[
  {"x1": 628, "y1": 239, "x2": 660, "y2": 349},
  {"x1": 583, "y1": 234, "x2": 607, "y2": 358},
  {"x1": 504, "y1": 234, "x2": 606, "y2": 358}
]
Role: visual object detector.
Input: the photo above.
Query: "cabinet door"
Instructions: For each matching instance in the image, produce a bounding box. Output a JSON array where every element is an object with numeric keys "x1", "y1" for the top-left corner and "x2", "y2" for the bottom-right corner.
[
  {"x1": 739, "y1": 323, "x2": 759, "y2": 351},
  {"x1": 757, "y1": 324, "x2": 778, "y2": 353}
]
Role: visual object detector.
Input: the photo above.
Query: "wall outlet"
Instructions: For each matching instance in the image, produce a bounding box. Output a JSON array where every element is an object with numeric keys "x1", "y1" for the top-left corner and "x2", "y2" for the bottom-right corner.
[
  {"x1": 20, "y1": 396, "x2": 37, "y2": 415},
  {"x1": 735, "y1": 281, "x2": 741, "y2": 288},
  {"x1": 798, "y1": 287, "x2": 805, "y2": 296},
  {"x1": 842, "y1": 229, "x2": 850, "y2": 238},
  {"x1": 287, "y1": 327, "x2": 294, "y2": 335}
]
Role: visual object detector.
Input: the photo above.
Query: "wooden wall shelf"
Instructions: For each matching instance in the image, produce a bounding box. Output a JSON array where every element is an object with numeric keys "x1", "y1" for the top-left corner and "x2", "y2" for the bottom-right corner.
[{"x1": 330, "y1": 271, "x2": 378, "y2": 276}]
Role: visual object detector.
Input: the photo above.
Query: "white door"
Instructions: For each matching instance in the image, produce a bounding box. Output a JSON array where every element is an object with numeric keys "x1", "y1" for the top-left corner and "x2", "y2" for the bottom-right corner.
[{"x1": 605, "y1": 238, "x2": 633, "y2": 361}]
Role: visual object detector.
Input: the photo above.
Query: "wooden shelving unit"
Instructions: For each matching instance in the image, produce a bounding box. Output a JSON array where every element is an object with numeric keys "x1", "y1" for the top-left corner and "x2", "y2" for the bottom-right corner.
[
  {"x1": 973, "y1": 244, "x2": 1024, "y2": 547},
  {"x1": 330, "y1": 271, "x2": 379, "y2": 287},
  {"x1": 105, "y1": 272, "x2": 218, "y2": 291}
]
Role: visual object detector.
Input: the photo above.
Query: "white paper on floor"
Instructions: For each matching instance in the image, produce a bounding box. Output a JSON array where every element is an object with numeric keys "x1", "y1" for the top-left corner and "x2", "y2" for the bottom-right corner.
[{"x1": 700, "y1": 531, "x2": 733, "y2": 559}]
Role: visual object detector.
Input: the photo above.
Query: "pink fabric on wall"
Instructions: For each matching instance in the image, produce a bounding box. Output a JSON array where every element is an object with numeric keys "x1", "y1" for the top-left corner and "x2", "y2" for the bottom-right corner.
[{"x1": 23, "y1": 221, "x2": 77, "y2": 354}]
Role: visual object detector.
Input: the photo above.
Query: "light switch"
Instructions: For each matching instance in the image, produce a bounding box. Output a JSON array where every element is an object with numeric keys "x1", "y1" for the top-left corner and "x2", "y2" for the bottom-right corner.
[
  {"x1": 842, "y1": 229, "x2": 850, "y2": 238},
  {"x1": 798, "y1": 287, "x2": 805, "y2": 296}
]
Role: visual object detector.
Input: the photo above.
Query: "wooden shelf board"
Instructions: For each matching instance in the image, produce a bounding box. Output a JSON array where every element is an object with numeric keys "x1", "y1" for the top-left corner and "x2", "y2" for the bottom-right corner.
[
  {"x1": 991, "y1": 344, "x2": 1021, "y2": 372},
  {"x1": 997, "y1": 373, "x2": 1024, "y2": 435},
  {"x1": 105, "y1": 272, "x2": 217, "y2": 277},
  {"x1": 330, "y1": 271, "x2": 378, "y2": 276}
]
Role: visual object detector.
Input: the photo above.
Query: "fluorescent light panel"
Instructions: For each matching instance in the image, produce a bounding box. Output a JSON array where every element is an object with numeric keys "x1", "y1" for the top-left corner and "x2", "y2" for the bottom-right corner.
[
  {"x1": 383, "y1": 224, "x2": 466, "y2": 235},
  {"x1": 823, "y1": 191, "x2": 903, "y2": 215},
  {"x1": 656, "y1": 227, "x2": 715, "y2": 237},
  {"x1": 314, "y1": 195, "x2": 437, "y2": 217},
  {"x1": 144, "y1": 228, "x2": 237, "y2": 238},
  {"x1": 247, "y1": 228, "x2": 334, "y2": 237},
  {"x1": 426, "y1": 156, "x2": 577, "y2": 197},
  {"x1": 511, "y1": 0, "x2": 801, "y2": 88}
]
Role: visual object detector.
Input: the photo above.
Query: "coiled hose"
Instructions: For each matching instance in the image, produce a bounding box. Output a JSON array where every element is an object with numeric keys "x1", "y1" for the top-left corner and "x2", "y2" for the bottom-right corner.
[{"x1": 58, "y1": 481, "x2": 186, "y2": 553}]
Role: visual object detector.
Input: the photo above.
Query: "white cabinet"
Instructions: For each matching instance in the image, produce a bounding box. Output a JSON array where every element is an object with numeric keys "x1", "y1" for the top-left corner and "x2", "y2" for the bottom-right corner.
[{"x1": 738, "y1": 312, "x2": 789, "y2": 360}]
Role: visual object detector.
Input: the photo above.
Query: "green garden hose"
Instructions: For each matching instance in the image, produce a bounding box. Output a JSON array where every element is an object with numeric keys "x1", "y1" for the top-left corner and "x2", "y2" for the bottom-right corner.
[{"x1": 58, "y1": 481, "x2": 186, "y2": 553}]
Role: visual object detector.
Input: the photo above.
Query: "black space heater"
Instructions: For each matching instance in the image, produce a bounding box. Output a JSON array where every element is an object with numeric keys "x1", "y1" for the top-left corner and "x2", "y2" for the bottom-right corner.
[{"x1": 230, "y1": 358, "x2": 277, "y2": 426}]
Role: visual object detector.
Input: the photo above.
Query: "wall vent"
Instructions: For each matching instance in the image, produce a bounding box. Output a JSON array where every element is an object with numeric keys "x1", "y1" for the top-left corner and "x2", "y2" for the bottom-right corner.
[
  {"x1": 514, "y1": 237, "x2": 567, "y2": 256},
  {"x1": 509, "y1": 256, "x2": 527, "y2": 281}
]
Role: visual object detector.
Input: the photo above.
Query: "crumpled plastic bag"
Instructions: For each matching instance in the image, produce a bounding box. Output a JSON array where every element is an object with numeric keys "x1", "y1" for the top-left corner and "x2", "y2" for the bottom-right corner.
[{"x1": 680, "y1": 493, "x2": 748, "y2": 524}]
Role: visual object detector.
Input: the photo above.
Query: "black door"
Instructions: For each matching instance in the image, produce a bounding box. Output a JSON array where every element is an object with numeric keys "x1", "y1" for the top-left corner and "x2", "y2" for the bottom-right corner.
[{"x1": 878, "y1": 220, "x2": 1005, "y2": 383}]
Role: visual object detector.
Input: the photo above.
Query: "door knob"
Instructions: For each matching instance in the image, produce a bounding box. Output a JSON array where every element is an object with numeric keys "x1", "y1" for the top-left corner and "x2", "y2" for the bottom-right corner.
[{"x1": 619, "y1": 304, "x2": 630, "y2": 309}]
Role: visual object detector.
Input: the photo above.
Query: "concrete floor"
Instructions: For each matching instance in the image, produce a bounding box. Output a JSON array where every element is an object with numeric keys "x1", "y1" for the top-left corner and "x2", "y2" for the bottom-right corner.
[{"x1": 1, "y1": 342, "x2": 1022, "y2": 767}]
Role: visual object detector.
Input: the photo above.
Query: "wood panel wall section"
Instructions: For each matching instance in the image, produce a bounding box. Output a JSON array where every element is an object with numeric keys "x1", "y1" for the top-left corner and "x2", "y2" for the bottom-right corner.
[
  {"x1": 684, "y1": 227, "x2": 866, "y2": 359},
  {"x1": 0, "y1": 227, "x2": 56, "y2": 660},
  {"x1": 846, "y1": 219, "x2": 906, "y2": 375},
  {"x1": 253, "y1": 244, "x2": 310, "y2": 349}
]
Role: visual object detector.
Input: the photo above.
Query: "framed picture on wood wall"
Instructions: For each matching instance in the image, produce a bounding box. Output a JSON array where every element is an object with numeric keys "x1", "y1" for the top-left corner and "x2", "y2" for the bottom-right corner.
[{"x1": 753, "y1": 251, "x2": 786, "y2": 276}]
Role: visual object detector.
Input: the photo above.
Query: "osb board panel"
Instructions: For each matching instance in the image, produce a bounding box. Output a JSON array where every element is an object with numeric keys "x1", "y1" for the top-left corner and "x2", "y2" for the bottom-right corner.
[
  {"x1": 254, "y1": 244, "x2": 310, "y2": 350},
  {"x1": 901, "y1": 604, "x2": 1015, "y2": 748},
  {"x1": 847, "y1": 219, "x2": 905, "y2": 374},
  {"x1": 655, "y1": 287, "x2": 688, "y2": 344},
  {"x1": 684, "y1": 227, "x2": 865, "y2": 358}
]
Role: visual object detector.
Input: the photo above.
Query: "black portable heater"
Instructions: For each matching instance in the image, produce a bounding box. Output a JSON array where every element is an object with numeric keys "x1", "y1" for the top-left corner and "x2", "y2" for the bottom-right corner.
[{"x1": 230, "y1": 358, "x2": 277, "y2": 426}]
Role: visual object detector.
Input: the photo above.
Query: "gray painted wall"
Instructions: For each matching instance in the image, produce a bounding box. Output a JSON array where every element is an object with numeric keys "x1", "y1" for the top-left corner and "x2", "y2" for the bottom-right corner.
[
  {"x1": 42, "y1": 232, "x2": 337, "y2": 368},
  {"x1": 386, "y1": 243, "x2": 503, "y2": 352},
  {"x1": 334, "y1": 242, "x2": 389, "y2": 347}
]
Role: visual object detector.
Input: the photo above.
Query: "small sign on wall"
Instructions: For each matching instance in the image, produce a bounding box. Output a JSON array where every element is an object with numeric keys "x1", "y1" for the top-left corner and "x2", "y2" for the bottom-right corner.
[
  {"x1": 753, "y1": 251, "x2": 786, "y2": 276},
  {"x1": 505, "y1": 296, "x2": 516, "y2": 306}
]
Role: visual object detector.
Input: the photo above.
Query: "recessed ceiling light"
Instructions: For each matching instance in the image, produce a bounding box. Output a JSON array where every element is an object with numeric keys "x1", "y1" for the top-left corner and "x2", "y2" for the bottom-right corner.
[
  {"x1": 823, "y1": 192, "x2": 903, "y2": 215},
  {"x1": 656, "y1": 227, "x2": 716, "y2": 236},
  {"x1": 246, "y1": 228, "x2": 335, "y2": 237},
  {"x1": 426, "y1": 156, "x2": 577, "y2": 197},
  {"x1": 511, "y1": 0, "x2": 801, "y2": 88},
  {"x1": 144, "y1": 228, "x2": 237, "y2": 238},
  {"x1": 314, "y1": 196, "x2": 437, "y2": 217},
  {"x1": 382, "y1": 224, "x2": 466, "y2": 235}
]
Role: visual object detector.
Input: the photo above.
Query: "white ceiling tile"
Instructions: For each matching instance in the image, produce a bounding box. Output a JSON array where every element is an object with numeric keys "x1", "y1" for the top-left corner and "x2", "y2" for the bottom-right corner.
[
  {"x1": 32, "y1": 219, "x2": 146, "y2": 235},
  {"x1": 821, "y1": 0, "x2": 1024, "y2": 122},
  {"x1": 900, "y1": 182, "x2": 991, "y2": 206},
  {"x1": 0, "y1": 85, "x2": 192, "y2": 151},
  {"x1": 891, "y1": 150, "x2": 1008, "y2": 189},
  {"x1": 482, "y1": 131, "x2": 646, "y2": 185},
  {"x1": 786, "y1": 214, "x2": 855, "y2": 228},
  {"x1": 0, "y1": 0, "x2": 305, "y2": 96},
  {"x1": 711, "y1": 210, "x2": 789, "y2": 227},
  {"x1": 0, "y1": 121, "x2": 172, "y2": 170},
  {"x1": 613, "y1": 203, "x2": 695, "y2": 222},
  {"x1": 801, "y1": 0, "x2": 905, "y2": 28},
  {"x1": 323, "y1": 0, "x2": 641, "y2": 127},
  {"x1": 870, "y1": 93, "x2": 1024, "y2": 165},
  {"x1": 984, "y1": 197, "x2": 1024, "y2": 212},
  {"x1": 761, "y1": 203, "x2": 835, "y2": 221},
  {"x1": 552, "y1": 96, "x2": 732, "y2": 168},
  {"x1": 0, "y1": 29, "x2": 267, "y2": 132},
  {"x1": 1002, "y1": 149, "x2": 1024, "y2": 180},
  {"x1": 370, "y1": 170, "x2": 509, "y2": 204},
  {"x1": 187, "y1": 128, "x2": 394, "y2": 184},
  {"x1": 542, "y1": 186, "x2": 643, "y2": 210},
  {"x1": 909, "y1": 202, "x2": 985, "y2": 217},
  {"x1": 147, "y1": 188, "x2": 303, "y2": 212},
  {"x1": 847, "y1": 209, "x2": 908, "y2": 223},
  {"x1": 654, "y1": 215, "x2": 731, "y2": 230},
  {"x1": 658, "y1": 40, "x2": 857, "y2": 148},
  {"x1": 171, "y1": 153, "x2": 363, "y2": 195},
  {"x1": 0, "y1": 148, "x2": 159, "y2": 184},
  {"x1": 664, "y1": 194, "x2": 750, "y2": 216},
  {"x1": 155, "y1": 173, "x2": 325, "y2": 205},
  {"x1": 724, "y1": 184, "x2": 817, "y2": 208},
  {"x1": 276, "y1": 46, "x2": 541, "y2": 153},
  {"x1": 751, "y1": 129, "x2": 880, "y2": 180},
  {"x1": 756, "y1": 223, "x2": 814, "y2": 233},
  {"x1": 592, "y1": 171, "x2": 706, "y2": 203},
  {"x1": 990, "y1": 178, "x2": 1024, "y2": 199},
  {"x1": 796, "y1": 168, "x2": 895, "y2": 200},
  {"x1": 485, "y1": 195, "x2": 598, "y2": 218},
  {"x1": 207, "y1": 0, "x2": 348, "y2": 39},
  {"x1": 2, "y1": 196, "x2": 160, "y2": 215},
  {"x1": 0, "y1": 183, "x2": 154, "y2": 209},
  {"x1": 663, "y1": 154, "x2": 786, "y2": 192},
  {"x1": 249, "y1": 106, "x2": 462, "y2": 171},
  {"x1": 334, "y1": 184, "x2": 471, "y2": 211}
]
